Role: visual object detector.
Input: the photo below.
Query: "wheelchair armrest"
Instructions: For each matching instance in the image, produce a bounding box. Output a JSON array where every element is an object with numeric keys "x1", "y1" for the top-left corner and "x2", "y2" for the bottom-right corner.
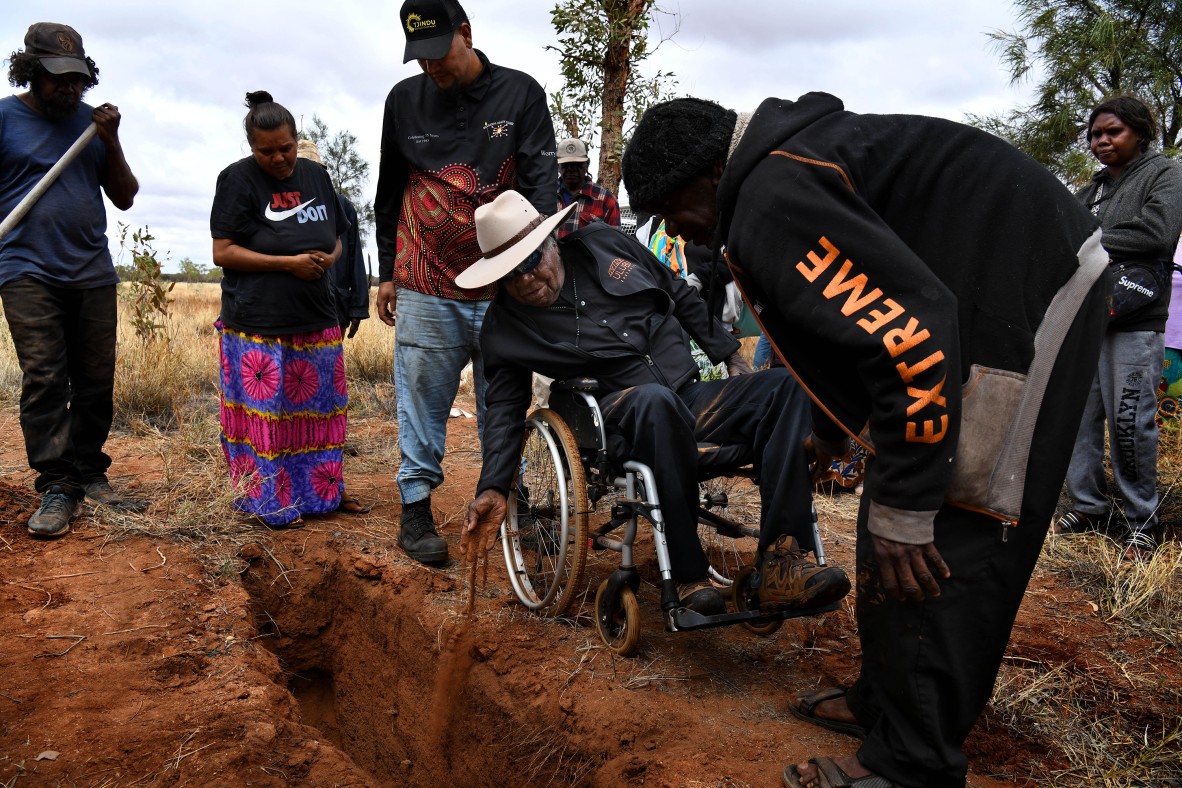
[{"x1": 551, "y1": 378, "x2": 600, "y2": 393}]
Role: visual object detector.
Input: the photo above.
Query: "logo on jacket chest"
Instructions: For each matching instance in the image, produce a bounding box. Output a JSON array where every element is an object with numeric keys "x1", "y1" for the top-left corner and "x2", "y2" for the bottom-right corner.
[
  {"x1": 484, "y1": 120, "x2": 513, "y2": 140},
  {"x1": 608, "y1": 258, "x2": 634, "y2": 281}
]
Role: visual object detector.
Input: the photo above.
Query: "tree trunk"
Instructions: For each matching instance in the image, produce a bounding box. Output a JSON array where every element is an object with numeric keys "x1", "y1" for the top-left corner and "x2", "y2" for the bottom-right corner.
[{"x1": 596, "y1": 0, "x2": 649, "y2": 196}]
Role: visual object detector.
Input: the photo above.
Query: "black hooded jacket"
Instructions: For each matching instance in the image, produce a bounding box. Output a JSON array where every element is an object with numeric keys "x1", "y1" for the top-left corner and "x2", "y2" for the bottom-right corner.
[{"x1": 716, "y1": 93, "x2": 1099, "y2": 541}]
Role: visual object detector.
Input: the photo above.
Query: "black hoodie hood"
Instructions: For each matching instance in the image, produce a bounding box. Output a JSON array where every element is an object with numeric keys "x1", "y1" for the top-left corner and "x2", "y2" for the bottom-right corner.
[{"x1": 715, "y1": 92, "x2": 845, "y2": 239}]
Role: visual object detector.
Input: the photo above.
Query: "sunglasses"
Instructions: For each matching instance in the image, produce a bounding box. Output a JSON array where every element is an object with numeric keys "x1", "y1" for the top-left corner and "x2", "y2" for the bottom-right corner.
[{"x1": 504, "y1": 247, "x2": 544, "y2": 281}]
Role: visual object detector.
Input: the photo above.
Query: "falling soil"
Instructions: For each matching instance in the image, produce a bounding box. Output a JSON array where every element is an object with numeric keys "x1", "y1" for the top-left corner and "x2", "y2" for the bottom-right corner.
[{"x1": 0, "y1": 408, "x2": 1179, "y2": 786}]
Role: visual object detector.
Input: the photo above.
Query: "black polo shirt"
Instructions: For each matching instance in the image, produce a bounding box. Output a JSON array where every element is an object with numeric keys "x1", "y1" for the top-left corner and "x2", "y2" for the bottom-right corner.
[{"x1": 374, "y1": 50, "x2": 557, "y2": 300}]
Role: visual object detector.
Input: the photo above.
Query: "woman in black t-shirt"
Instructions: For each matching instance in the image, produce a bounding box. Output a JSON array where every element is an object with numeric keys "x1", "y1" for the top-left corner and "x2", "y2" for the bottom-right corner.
[{"x1": 210, "y1": 91, "x2": 357, "y2": 526}]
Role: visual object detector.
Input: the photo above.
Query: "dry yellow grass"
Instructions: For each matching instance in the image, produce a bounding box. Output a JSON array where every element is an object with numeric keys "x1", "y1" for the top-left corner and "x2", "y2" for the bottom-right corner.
[{"x1": 0, "y1": 282, "x2": 397, "y2": 428}]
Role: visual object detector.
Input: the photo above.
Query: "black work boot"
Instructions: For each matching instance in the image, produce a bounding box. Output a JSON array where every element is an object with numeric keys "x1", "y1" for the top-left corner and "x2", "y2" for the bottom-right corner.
[{"x1": 398, "y1": 498, "x2": 448, "y2": 564}]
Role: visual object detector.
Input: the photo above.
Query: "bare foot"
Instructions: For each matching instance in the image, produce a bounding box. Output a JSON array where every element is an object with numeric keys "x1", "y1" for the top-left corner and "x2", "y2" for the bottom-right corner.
[{"x1": 792, "y1": 755, "x2": 874, "y2": 786}]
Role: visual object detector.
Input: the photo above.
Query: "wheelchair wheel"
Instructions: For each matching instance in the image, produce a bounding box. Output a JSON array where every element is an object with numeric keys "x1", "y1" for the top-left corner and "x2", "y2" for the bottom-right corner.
[
  {"x1": 501, "y1": 408, "x2": 589, "y2": 615},
  {"x1": 594, "y1": 579, "x2": 640, "y2": 656},
  {"x1": 731, "y1": 564, "x2": 783, "y2": 636},
  {"x1": 698, "y1": 478, "x2": 760, "y2": 586}
]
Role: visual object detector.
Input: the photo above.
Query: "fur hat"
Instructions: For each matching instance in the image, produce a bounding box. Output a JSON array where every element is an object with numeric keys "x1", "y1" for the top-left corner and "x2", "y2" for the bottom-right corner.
[
  {"x1": 622, "y1": 98, "x2": 736, "y2": 213},
  {"x1": 455, "y1": 192, "x2": 576, "y2": 289}
]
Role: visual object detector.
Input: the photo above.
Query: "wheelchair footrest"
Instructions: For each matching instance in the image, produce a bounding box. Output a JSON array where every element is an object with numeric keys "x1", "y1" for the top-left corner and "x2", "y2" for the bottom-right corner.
[{"x1": 666, "y1": 601, "x2": 843, "y2": 633}]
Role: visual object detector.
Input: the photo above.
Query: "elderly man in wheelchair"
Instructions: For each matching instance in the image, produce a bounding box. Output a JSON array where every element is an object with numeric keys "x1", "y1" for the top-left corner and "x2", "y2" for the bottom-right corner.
[{"x1": 459, "y1": 191, "x2": 851, "y2": 632}]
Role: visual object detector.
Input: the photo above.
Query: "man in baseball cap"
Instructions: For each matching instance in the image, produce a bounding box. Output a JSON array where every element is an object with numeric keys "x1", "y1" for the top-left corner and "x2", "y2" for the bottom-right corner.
[
  {"x1": 400, "y1": 0, "x2": 469, "y2": 63},
  {"x1": 21, "y1": 22, "x2": 94, "y2": 79},
  {"x1": 554, "y1": 137, "x2": 621, "y2": 238},
  {"x1": 459, "y1": 191, "x2": 851, "y2": 617},
  {"x1": 376, "y1": 0, "x2": 557, "y2": 564},
  {"x1": 2, "y1": 23, "x2": 141, "y2": 537}
]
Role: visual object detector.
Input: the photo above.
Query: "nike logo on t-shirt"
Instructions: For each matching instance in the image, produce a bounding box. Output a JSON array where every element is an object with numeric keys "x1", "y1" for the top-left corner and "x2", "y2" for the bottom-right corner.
[{"x1": 264, "y1": 198, "x2": 317, "y2": 222}]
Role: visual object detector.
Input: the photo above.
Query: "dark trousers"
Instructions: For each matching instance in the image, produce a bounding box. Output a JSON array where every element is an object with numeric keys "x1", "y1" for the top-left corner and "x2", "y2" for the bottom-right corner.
[
  {"x1": 0, "y1": 279, "x2": 117, "y2": 498},
  {"x1": 845, "y1": 280, "x2": 1108, "y2": 787},
  {"x1": 597, "y1": 368, "x2": 814, "y2": 582}
]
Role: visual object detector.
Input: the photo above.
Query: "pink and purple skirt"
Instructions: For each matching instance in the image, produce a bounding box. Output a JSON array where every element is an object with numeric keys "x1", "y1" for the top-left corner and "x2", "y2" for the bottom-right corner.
[{"x1": 218, "y1": 322, "x2": 347, "y2": 525}]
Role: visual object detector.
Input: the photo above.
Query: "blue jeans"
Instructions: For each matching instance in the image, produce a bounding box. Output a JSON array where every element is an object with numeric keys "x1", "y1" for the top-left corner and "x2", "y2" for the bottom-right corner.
[
  {"x1": 753, "y1": 334, "x2": 772, "y2": 369},
  {"x1": 0, "y1": 279, "x2": 117, "y2": 497},
  {"x1": 1065, "y1": 330, "x2": 1164, "y2": 532},
  {"x1": 393, "y1": 288, "x2": 488, "y2": 504}
]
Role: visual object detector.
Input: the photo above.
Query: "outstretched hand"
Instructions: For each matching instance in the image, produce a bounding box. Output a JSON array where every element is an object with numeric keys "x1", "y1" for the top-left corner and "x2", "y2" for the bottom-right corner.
[
  {"x1": 462, "y1": 489, "x2": 507, "y2": 558},
  {"x1": 870, "y1": 534, "x2": 950, "y2": 601}
]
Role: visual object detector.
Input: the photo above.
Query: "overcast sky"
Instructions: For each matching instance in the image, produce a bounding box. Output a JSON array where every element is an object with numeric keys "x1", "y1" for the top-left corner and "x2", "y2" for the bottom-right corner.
[{"x1": 3, "y1": 0, "x2": 1037, "y2": 273}]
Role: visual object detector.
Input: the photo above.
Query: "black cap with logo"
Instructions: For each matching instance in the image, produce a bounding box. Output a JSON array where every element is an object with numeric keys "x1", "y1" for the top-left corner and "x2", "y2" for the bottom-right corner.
[
  {"x1": 400, "y1": 0, "x2": 468, "y2": 63},
  {"x1": 23, "y1": 22, "x2": 93, "y2": 78}
]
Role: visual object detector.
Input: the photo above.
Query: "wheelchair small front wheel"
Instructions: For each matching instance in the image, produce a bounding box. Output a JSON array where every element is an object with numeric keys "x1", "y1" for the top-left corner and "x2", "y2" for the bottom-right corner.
[
  {"x1": 595, "y1": 579, "x2": 640, "y2": 656},
  {"x1": 731, "y1": 565, "x2": 783, "y2": 636}
]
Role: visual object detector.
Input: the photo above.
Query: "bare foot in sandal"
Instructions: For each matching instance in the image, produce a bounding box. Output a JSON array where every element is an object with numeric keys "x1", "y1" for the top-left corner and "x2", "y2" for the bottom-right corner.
[
  {"x1": 790, "y1": 687, "x2": 866, "y2": 739},
  {"x1": 784, "y1": 755, "x2": 890, "y2": 787},
  {"x1": 337, "y1": 496, "x2": 371, "y2": 515}
]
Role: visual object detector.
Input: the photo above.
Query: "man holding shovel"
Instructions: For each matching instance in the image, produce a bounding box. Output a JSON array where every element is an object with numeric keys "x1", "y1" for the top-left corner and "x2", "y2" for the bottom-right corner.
[{"x1": 1, "y1": 23, "x2": 140, "y2": 537}]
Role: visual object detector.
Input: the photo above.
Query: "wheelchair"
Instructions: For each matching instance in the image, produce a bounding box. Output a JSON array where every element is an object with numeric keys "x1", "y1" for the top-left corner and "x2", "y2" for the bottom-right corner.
[{"x1": 499, "y1": 378, "x2": 841, "y2": 656}]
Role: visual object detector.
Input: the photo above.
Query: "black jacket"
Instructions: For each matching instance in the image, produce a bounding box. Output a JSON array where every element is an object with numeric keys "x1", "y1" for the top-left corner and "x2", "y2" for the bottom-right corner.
[
  {"x1": 717, "y1": 93, "x2": 1099, "y2": 542},
  {"x1": 477, "y1": 223, "x2": 739, "y2": 495},
  {"x1": 374, "y1": 50, "x2": 557, "y2": 300}
]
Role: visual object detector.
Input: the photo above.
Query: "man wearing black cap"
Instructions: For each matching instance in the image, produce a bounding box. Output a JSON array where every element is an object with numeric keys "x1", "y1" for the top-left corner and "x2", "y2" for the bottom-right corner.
[
  {"x1": 0, "y1": 23, "x2": 141, "y2": 538},
  {"x1": 622, "y1": 95, "x2": 1108, "y2": 787},
  {"x1": 374, "y1": 0, "x2": 557, "y2": 564}
]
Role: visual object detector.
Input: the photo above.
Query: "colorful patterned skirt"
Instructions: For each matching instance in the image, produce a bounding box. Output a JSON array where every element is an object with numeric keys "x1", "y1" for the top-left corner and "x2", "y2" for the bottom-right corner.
[{"x1": 218, "y1": 322, "x2": 347, "y2": 525}]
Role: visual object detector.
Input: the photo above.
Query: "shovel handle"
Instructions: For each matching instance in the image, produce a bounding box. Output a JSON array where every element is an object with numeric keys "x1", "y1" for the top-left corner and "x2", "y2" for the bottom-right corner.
[{"x1": 0, "y1": 122, "x2": 99, "y2": 242}]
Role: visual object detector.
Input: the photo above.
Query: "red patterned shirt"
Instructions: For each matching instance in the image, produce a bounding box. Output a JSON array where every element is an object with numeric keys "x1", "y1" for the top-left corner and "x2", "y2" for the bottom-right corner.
[
  {"x1": 374, "y1": 51, "x2": 557, "y2": 300},
  {"x1": 557, "y1": 176, "x2": 622, "y2": 239}
]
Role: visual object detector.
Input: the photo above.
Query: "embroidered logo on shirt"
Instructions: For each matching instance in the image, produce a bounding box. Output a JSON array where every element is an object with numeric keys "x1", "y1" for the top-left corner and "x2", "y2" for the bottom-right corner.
[
  {"x1": 484, "y1": 120, "x2": 513, "y2": 140},
  {"x1": 608, "y1": 258, "x2": 634, "y2": 281}
]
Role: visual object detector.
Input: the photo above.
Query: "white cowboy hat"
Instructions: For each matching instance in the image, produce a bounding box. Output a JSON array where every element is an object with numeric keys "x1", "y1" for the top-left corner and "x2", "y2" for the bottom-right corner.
[{"x1": 456, "y1": 191, "x2": 577, "y2": 289}]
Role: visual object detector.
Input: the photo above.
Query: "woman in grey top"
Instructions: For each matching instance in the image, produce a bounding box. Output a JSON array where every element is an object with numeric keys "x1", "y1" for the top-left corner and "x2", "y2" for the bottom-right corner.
[{"x1": 1059, "y1": 95, "x2": 1182, "y2": 558}]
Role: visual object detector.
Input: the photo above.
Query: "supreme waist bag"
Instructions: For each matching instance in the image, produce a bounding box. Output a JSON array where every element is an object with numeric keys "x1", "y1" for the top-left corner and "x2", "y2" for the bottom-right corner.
[{"x1": 1109, "y1": 260, "x2": 1167, "y2": 322}]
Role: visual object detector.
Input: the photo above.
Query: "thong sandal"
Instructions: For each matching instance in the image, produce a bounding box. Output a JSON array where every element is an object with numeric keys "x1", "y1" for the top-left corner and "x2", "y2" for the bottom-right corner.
[
  {"x1": 337, "y1": 496, "x2": 371, "y2": 515},
  {"x1": 789, "y1": 687, "x2": 867, "y2": 739},
  {"x1": 783, "y1": 757, "x2": 895, "y2": 788}
]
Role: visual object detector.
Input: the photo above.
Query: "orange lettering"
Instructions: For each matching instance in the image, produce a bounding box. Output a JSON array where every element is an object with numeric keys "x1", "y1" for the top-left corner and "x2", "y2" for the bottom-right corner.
[
  {"x1": 857, "y1": 298, "x2": 905, "y2": 334},
  {"x1": 906, "y1": 377, "x2": 947, "y2": 417},
  {"x1": 823, "y1": 260, "x2": 883, "y2": 316},
  {"x1": 906, "y1": 415, "x2": 949, "y2": 443},
  {"x1": 895, "y1": 350, "x2": 944, "y2": 383},
  {"x1": 796, "y1": 236, "x2": 839, "y2": 282},
  {"x1": 883, "y1": 318, "x2": 931, "y2": 358}
]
